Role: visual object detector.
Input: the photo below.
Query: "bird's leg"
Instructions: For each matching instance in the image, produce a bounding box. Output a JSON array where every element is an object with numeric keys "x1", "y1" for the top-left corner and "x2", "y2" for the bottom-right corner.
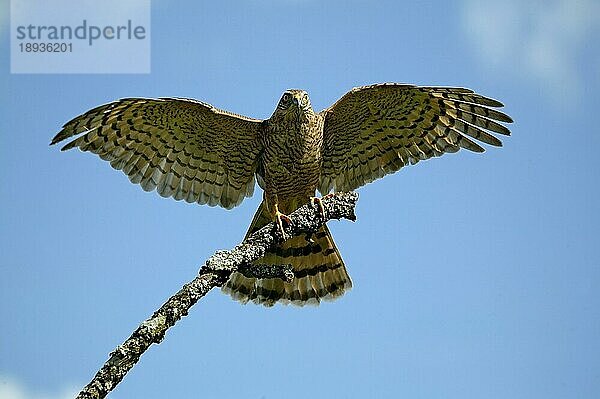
[
  {"x1": 310, "y1": 193, "x2": 335, "y2": 220},
  {"x1": 273, "y1": 203, "x2": 292, "y2": 237}
]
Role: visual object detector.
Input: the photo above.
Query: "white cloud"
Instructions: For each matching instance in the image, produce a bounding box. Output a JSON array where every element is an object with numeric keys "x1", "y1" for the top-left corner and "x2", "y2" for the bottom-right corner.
[
  {"x1": 461, "y1": 0, "x2": 600, "y2": 103},
  {"x1": 0, "y1": 376, "x2": 79, "y2": 399}
]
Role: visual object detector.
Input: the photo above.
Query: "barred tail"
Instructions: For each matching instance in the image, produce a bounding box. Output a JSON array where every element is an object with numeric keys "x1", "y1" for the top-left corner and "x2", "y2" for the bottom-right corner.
[{"x1": 222, "y1": 201, "x2": 352, "y2": 306}]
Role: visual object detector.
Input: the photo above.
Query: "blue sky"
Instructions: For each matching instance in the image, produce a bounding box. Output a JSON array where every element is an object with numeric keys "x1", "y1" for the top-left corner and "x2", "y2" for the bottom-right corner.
[{"x1": 1, "y1": 1, "x2": 599, "y2": 398}]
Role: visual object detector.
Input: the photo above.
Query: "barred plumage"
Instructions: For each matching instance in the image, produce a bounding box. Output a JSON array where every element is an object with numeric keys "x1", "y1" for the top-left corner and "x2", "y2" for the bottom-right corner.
[
  {"x1": 52, "y1": 83, "x2": 512, "y2": 307},
  {"x1": 52, "y1": 98, "x2": 262, "y2": 209}
]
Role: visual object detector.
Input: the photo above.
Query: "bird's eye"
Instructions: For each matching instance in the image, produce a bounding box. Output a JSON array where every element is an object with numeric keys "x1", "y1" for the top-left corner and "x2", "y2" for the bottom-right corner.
[
  {"x1": 300, "y1": 96, "x2": 308, "y2": 106},
  {"x1": 282, "y1": 93, "x2": 292, "y2": 103}
]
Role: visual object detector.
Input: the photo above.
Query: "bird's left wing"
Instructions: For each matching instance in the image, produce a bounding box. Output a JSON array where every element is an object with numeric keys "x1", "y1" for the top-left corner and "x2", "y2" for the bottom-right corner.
[
  {"x1": 318, "y1": 84, "x2": 512, "y2": 194},
  {"x1": 52, "y1": 97, "x2": 264, "y2": 209}
]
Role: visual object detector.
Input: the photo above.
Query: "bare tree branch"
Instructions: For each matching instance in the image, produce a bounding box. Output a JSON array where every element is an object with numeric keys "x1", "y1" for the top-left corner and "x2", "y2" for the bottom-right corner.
[{"x1": 75, "y1": 191, "x2": 358, "y2": 399}]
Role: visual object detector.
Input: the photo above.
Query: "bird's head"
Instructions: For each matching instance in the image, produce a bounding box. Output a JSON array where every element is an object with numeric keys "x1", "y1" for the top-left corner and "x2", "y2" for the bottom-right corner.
[{"x1": 272, "y1": 89, "x2": 314, "y2": 120}]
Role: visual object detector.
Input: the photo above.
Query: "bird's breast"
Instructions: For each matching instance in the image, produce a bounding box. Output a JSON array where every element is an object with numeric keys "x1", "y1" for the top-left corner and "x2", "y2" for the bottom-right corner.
[{"x1": 260, "y1": 116, "x2": 324, "y2": 203}]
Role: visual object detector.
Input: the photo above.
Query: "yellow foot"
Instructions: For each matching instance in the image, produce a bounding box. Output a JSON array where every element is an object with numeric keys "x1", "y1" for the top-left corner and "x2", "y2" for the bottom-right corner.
[
  {"x1": 311, "y1": 193, "x2": 334, "y2": 220},
  {"x1": 274, "y1": 203, "x2": 292, "y2": 237}
]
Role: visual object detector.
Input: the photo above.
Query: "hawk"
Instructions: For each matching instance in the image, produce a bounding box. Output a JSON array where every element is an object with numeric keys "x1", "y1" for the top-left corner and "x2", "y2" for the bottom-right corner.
[{"x1": 51, "y1": 83, "x2": 512, "y2": 306}]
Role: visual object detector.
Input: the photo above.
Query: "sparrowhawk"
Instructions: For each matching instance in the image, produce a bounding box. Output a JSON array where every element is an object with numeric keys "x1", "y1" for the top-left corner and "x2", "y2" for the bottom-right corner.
[{"x1": 51, "y1": 83, "x2": 512, "y2": 306}]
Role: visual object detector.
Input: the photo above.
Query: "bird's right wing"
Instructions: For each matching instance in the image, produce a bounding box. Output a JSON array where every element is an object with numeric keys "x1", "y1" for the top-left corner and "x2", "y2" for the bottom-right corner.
[{"x1": 52, "y1": 98, "x2": 264, "y2": 209}]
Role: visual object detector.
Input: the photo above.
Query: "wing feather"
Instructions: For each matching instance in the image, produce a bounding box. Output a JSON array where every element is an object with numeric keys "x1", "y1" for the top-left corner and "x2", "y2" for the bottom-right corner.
[
  {"x1": 52, "y1": 97, "x2": 264, "y2": 209},
  {"x1": 319, "y1": 84, "x2": 512, "y2": 193}
]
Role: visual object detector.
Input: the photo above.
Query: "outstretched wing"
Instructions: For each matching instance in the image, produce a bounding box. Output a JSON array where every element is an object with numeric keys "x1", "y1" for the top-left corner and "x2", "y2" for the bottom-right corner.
[
  {"x1": 52, "y1": 98, "x2": 264, "y2": 209},
  {"x1": 318, "y1": 84, "x2": 512, "y2": 194}
]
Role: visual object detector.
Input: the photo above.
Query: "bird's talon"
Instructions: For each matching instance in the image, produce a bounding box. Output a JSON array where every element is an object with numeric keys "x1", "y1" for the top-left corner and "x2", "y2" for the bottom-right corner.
[
  {"x1": 311, "y1": 195, "x2": 332, "y2": 220},
  {"x1": 273, "y1": 204, "x2": 292, "y2": 237}
]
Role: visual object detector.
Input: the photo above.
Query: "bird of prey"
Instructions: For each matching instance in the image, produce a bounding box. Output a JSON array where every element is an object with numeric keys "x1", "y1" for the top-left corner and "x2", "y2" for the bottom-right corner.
[{"x1": 51, "y1": 83, "x2": 512, "y2": 306}]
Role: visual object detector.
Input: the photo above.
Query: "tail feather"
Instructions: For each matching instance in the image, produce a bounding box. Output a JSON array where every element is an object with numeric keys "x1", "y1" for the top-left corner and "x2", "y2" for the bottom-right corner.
[{"x1": 222, "y1": 200, "x2": 352, "y2": 306}]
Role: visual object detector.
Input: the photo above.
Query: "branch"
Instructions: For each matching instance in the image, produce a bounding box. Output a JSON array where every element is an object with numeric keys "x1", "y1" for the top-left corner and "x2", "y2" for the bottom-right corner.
[{"x1": 75, "y1": 191, "x2": 358, "y2": 399}]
